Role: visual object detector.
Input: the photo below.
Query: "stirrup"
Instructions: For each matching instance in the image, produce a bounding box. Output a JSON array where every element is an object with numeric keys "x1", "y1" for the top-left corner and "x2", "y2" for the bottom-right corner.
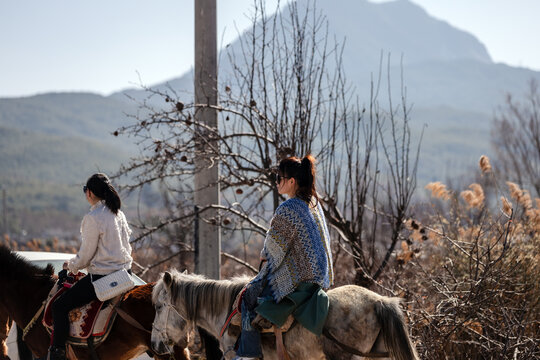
[{"x1": 47, "y1": 345, "x2": 67, "y2": 360}]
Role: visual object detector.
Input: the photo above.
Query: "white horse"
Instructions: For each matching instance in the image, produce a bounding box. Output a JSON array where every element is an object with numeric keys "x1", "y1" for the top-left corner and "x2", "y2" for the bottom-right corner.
[{"x1": 151, "y1": 270, "x2": 419, "y2": 360}]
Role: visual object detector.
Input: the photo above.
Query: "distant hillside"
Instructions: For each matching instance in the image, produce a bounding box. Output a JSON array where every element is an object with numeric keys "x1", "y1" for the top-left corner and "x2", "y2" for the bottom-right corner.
[
  {"x1": 110, "y1": 72, "x2": 194, "y2": 106},
  {"x1": 0, "y1": 125, "x2": 133, "y2": 236},
  {"x1": 0, "y1": 92, "x2": 136, "y2": 147},
  {"x1": 391, "y1": 60, "x2": 539, "y2": 112},
  {"x1": 411, "y1": 106, "x2": 493, "y2": 182},
  {"x1": 0, "y1": 125, "x2": 129, "y2": 185}
]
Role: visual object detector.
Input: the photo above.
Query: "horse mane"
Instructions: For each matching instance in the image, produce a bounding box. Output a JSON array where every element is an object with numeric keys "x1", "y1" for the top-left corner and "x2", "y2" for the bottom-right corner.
[
  {"x1": 0, "y1": 245, "x2": 55, "y2": 283},
  {"x1": 154, "y1": 269, "x2": 250, "y2": 324}
]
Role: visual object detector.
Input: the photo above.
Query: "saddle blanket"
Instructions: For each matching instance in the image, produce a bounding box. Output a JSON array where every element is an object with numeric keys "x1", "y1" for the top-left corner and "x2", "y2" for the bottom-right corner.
[
  {"x1": 221, "y1": 287, "x2": 294, "y2": 337},
  {"x1": 42, "y1": 274, "x2": 120, "y2": 343},
  {"x1": 221, "y1": 308, "x2": 294, "y2": 337}
]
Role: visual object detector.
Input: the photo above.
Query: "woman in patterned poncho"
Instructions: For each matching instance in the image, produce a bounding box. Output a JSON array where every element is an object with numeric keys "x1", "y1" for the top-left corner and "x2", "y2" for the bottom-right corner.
[{"x1": 234, "y1": 155, "x2": 334, "y2": 360}]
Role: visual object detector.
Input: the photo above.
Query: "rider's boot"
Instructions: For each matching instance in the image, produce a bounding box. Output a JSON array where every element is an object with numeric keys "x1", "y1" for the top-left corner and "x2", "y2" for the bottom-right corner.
[{"x1": 47, "y1": 345, "x2": 67, "y2": 360}]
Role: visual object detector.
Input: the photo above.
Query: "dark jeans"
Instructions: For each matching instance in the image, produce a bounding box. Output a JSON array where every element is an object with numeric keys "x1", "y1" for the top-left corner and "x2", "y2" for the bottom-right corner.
[
  {"x1": 51, "y1": 273, "x2": 104, "y2": 347},
  {"x1": 235, "y1": 282, "x2": 273, "y2": 357}
]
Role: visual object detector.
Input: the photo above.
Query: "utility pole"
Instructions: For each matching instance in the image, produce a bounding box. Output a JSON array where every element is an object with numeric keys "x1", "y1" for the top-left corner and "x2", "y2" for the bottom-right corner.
[
  {"x1": 2, "y1": 188, "x2": 6, "y2": 236},
  {"x1": 194, "y1": 0, "x2": 220, "y2": 279}
]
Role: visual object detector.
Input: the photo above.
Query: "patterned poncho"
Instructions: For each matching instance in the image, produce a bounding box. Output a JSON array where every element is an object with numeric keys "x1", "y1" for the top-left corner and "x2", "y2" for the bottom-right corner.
[{"x1": 253, "y1": 197, "x2": 334, "y2": 302}]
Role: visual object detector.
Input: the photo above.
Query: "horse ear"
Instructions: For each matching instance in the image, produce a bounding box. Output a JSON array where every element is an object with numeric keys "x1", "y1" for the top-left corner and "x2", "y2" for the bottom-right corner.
[
  {"x1": 163, "y1": 271, "x2": 173, "y2": 287},
  {"x1": 45, "y1": 264, "x2": 55, "y2": 276},
  {"x1": 182, "y1": 269, "x2": 188, "y2": 274}
]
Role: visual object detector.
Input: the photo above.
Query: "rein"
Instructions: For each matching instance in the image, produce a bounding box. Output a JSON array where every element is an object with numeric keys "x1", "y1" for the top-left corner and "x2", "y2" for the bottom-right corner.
[
  {"x1": 22, "y1": 298, "x2": 48, "y2": 340},
  {"x1": 21, "y1": 273, "x2": 56, "y2": 340},
  {"x1": 115, "y1": 307, "x2": 151, "y2": 334},
  {"x1": 219, "y1": 308, "x2": 238, "y2": 337},
  {"x1": 116, "y1": 304, "x2": 181, "y2": 359}
]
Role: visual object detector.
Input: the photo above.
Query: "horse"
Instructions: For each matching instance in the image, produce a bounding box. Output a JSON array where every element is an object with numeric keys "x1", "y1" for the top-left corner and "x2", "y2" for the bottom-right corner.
[
  {"x1": 151, "y1": 270, "x2": 420, "y2": 360},
  {"x1": 0, "y1": 245, "x2": 219, "y2": 360}
]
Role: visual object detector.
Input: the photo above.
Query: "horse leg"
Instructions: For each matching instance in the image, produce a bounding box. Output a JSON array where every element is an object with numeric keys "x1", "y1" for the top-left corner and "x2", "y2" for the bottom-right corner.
[
  {"x1": 368, "y1": 332, "x2": 392, "y2": 360},
  {"x1": 0, "y1": 308, "x2": 11, "y2": 360},
  {"x1": 66, "y1": 345, "x2": 77, "y2": 360},
  {"x1": 218, "y1": 332, "x2": 238, "y2": 359},
  {"x1": 153, "y1": 346, "x2": 190, "y2": 360},
  {"x1": 259, "y1": 326, "x2": 325, "y2": 360},
  {"x1": 198, "y1": 327, "x2": 223, "y2": 360}
]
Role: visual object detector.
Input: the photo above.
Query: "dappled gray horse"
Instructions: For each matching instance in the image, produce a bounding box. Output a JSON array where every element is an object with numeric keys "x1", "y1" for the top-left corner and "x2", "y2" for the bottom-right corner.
[{"x1": 151, "y1": 270, "x2": 419, "y2": 360}]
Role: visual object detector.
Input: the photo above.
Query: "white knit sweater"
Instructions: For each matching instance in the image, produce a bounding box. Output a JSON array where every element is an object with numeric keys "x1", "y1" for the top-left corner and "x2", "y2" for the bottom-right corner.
[{"x1": 68, "y1": 202, "x2": 133, "y2": 275}]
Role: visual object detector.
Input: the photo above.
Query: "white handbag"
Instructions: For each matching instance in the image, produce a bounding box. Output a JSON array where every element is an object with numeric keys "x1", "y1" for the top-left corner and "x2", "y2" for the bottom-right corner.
[{"x1": 92, "y1": 269, "x2": 135, "y2": 301}]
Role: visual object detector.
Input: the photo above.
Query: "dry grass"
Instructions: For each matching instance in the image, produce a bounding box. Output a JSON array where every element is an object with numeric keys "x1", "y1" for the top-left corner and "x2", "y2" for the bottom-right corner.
[{"x1": 394, "y1": 156, "x2": 540, "y2": 359}]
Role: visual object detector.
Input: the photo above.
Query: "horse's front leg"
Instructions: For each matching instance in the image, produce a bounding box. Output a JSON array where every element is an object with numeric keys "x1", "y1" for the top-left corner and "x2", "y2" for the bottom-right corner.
[
  {"x1": 153, "y1": 345, "x2": 190, "y2": 360},
  {"x1": 219, "y1": 333, "x2": 239, "y2": 359},
  {"x1": 0, "y1": 308, "x2": 11, "y2": 360}
]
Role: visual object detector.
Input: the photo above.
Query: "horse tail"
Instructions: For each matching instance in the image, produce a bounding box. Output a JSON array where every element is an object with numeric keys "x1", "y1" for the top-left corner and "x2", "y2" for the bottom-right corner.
[{"x1": 374, "y1": 298, "x2": 419, "y2": 360}]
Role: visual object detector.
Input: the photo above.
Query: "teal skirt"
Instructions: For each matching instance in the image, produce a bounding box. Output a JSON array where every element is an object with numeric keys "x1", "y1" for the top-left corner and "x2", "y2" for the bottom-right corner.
[{"x1": 255, "y1": 282, "x2": 329, "y2": 336}]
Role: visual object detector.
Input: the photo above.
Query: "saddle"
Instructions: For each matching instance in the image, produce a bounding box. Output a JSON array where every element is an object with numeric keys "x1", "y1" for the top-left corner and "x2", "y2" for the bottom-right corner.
[
  {"x1": 42, "y1": 273, "x2": 121, "y2": 347},
  {"x1": 221, "y1": 288, "x2": 295, "y2": 360},
  {"x1": 228, "y1": 312, "x2": 295, "y2": 334}
]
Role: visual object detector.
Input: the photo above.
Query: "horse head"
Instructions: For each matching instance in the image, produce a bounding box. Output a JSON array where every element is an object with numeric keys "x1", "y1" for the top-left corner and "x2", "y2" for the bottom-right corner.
[{"x1": 151, "y1": 271, "x2": 191, "y2": 355}]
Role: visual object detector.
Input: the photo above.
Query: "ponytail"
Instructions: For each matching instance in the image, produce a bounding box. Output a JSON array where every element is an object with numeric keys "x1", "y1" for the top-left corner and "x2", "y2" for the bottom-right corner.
[
  {"x1": 278, "y1": 154, "x2": 319, "y2": 205},
  {"x1": 86, "y1": 173, "x2": 121, "y2": 214},
  {"x1": 298, "y1": 155, "x2": 318, "y2": 204}
]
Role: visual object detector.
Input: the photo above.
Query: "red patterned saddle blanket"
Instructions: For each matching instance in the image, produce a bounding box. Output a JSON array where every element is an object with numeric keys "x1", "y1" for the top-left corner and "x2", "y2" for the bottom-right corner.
[{"x1": 42, "y1": 273, "x2": 121, "y2": 346}]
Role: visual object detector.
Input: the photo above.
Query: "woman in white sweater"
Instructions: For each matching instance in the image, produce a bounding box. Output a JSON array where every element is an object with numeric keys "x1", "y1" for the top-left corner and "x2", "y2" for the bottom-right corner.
[{"x1": 48, "y1": 173, "x2": 132, "y2": 360}]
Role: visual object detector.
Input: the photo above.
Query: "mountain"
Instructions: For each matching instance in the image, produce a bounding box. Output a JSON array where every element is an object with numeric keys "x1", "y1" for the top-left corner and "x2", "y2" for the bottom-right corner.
[
  {"x1": 109, "y1": 0, "x2": 540, "y2": 117},
  {"x1": 319, "y1": 0, "x2": 491, "y2": 66},
  {"x1": 108, "y1": 0, "x2": 540, "y2": 182},
  {"x1": 2, "y1": 0, "x2": 540, "y2": 237},
  {"x1": 110, "y1": 0, "x2": 509, "y2": 110}
]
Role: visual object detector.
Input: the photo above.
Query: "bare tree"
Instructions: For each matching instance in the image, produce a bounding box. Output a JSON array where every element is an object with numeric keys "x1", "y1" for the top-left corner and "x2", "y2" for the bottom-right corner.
[
  {"x1": 115, "y1": 0, "x2": 347, "y2": 273},
  {"x1": 115, "y1": 0, "x2": 421, "y2": 287},
  {"x1": 322, "y1": 56, "x2": 422, "y2": 287},
  {"x1": 492, "y1": 79, "x2": 540, "y2": 197}
]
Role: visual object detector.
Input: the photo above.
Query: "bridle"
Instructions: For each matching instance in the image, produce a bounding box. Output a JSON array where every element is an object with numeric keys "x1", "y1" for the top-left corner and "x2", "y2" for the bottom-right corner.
[{"x1": 152, "y1": 295, "x2": 188, "y2": 359}]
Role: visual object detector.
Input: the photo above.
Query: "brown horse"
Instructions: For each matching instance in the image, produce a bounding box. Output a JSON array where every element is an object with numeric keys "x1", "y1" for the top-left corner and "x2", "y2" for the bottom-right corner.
[{"x1": 0, "y1": 245, "x2": 193, "y2": 360}]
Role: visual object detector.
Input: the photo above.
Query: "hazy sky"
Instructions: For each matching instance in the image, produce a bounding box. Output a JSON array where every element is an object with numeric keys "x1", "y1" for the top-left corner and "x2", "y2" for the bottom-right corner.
[{"x1": 1, "y1": 0, "x2": 539, "y2": 98}]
